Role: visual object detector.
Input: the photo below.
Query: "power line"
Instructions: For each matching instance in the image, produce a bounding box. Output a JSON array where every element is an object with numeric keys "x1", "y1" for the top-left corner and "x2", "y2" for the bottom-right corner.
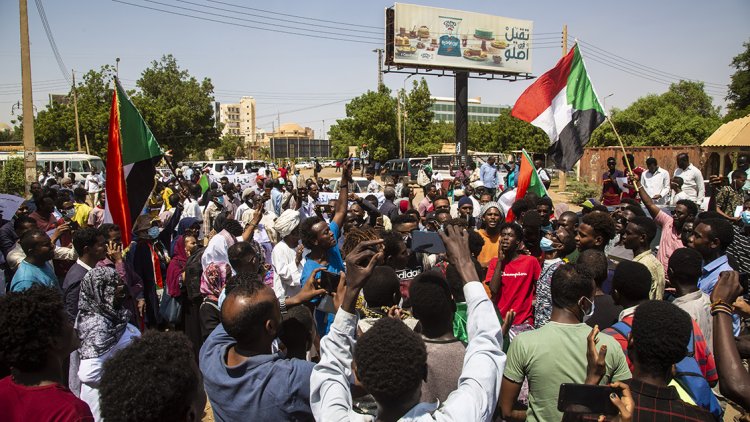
[
  {"x1": 112, "y1": 0, "x2": 381, "y2": 45},
  {"x1": 207, "y1": 0, "x2": 383, "y2": 30},
  {"x1": 178, "y1": 0, "x2": 382, "y2": 35},
  {"x1": 34, "y1": 0, "x2": 71, "y2": 84},
  {"x1": 255, "y1": 98, "x2": 351, "y2": 120},
  {"x1": 0, "y1": 78, "x2": 69, "y2": 87},
  {"x1": 146, "y1": 0, "x2": 382, "y2": 41},
  {"x1": 571, "y1": 36, "x2": 725, "y2": 89}
]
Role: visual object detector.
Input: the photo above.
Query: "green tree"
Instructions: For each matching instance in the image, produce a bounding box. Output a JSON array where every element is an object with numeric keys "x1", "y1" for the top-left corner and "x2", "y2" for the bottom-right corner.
[
  {"x1": 0, "y1": 157, "x2": 25, "y2": 196},
  {"x1": 131, "y1": 55, "x2": 220, "y2": 161},
  {"x1": 35, "y1": 65, "x2": 115, "y2": 157},
  {"x1": 468, "y1": 108, "x2": 550, "y2": 154},
  {"x1": 590, "y1": 81, "x2": 722, "y2": 147},
  {"x1": 328, "y1": 85, "x2": 398, "y2": 161},
  {"x1": 403, "y1": 78, "x2": 440, "y2": 156},
  {"x1": 213, "y1": 135, "x2": 246, "y2": 159},
  {"x1": 726, "y1": 39, "x2": 750, "y2": 121}
]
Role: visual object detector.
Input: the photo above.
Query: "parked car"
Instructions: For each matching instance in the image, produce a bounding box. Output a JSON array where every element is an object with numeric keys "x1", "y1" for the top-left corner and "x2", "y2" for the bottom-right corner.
[
  {"x1": 322, "y1": 160, "x2": 337, "y2": 168},
  {"x1": 296, "y1": 161, "x2": 312, "y2": 170},
  {"x1": 328, "y1": 177, "x2": 369, "y2": 193}
]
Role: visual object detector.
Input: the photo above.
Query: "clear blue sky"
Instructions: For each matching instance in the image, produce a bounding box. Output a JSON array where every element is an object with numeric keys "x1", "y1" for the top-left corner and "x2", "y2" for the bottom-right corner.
[{"x1": 1, "y1": 0, "x2": 748, "y2": 140}]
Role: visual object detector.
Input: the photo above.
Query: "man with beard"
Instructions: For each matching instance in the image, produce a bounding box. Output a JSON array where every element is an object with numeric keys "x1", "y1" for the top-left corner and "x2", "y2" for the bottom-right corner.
[
  {"x1": 638, "y1": 184, "x2": 698, "y2": 274},
  {"x1": 476, "y1": 202, "x2": 503, "y2": 268}
]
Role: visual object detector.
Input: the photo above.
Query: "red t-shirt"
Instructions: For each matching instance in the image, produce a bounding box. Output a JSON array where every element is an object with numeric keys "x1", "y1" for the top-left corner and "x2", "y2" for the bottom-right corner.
[
  {"x1": 485, "y1": 255, "x2": 541, "y2": 325},
  {"x1": 0, "y1": 376, "x2": 93, "y2": 422}
]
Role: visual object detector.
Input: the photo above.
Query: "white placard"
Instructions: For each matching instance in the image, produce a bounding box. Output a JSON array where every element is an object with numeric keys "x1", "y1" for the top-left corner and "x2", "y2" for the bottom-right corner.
[{"x1": 0, "y1": 194, "x2": 24, "y2": 219}]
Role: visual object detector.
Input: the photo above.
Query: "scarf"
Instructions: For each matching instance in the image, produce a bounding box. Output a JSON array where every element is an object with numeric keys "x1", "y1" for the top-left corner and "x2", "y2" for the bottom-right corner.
[
  {"x1": 77, "y1": 266, "x2": 131, "y2": 359},
  {"x1": 200, "y1": 261, "x2": 231, "y2": 302},
  {"x1": 165, "y1": 236, "x2": 187, "y2": 297}
]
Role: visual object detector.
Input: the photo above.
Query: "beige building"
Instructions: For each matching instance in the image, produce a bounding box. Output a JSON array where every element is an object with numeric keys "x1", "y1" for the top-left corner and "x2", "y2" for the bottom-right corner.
[{"x1": 218, "y1": 96, "x2": 267, "y2": 158}]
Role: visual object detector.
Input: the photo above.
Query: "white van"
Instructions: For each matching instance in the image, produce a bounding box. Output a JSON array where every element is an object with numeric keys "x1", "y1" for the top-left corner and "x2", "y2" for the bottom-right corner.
[{"x1": 0, "y1": 151, "x2": 105, "y2": 181}]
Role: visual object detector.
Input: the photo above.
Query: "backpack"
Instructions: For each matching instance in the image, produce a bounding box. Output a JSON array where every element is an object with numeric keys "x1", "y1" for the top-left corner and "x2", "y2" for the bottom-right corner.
[{"x1": 609, "y1": 321, "x2": 722, "y2": 419}]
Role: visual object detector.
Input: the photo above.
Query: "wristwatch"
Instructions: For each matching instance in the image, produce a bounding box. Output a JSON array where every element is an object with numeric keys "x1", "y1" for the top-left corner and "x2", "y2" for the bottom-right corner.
[{"x1": 279, "y1": 296, "x2": 288, "y2": 315}]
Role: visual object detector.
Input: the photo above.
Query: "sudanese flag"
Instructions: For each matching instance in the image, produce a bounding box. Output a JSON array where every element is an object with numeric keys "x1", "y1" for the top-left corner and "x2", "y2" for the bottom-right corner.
[
  {"x1": 103, "y1": 78, "x2": 162, "y2": 245},
  {"x1": 511, "y1": 44, "x2": 605, "y2": 171}
]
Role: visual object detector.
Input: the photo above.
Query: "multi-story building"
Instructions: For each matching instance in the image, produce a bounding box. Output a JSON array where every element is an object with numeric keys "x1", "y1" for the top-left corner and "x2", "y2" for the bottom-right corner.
[
  {"x1": 217, "y1": 96, "x2": 264, "y2": 158},
  {"x1": 430, "y1": 96, "x2": 507, "y2": 123},
  {"x1": 269, "y1": 123, "x2": 331, "y2": 160}
]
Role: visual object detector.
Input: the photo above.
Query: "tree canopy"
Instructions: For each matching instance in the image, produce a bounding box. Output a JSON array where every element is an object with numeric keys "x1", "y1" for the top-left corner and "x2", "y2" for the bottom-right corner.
[
  {"x1": 589, "y1": 80, "x2": 722, "y2": 147},
  {"x1": 726, "y1": 39, "x2": 750, "y2": 121},
  {"x1": 33, "y1": 56, "x2": 219, "y2": 162}
]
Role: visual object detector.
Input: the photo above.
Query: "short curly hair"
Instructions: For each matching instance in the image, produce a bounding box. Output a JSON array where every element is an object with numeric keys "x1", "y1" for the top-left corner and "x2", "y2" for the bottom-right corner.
[
  {"x1": 612, "y1": 260, "x2": 651, "y2": 301},
  {"x1": 354, "y1": 317, "x2": 427, "y2": 405},
  {"x1": 299, "y1": 216, "x2": 325, "y2": 249},
  {"x1": 581, "y1": 211, "x2": 617, "y2": 243},
  {"x1": 343, "y1": 226, "x2": 381, "y2": 257},
  {"x1": 408, "y1": 270, "x2": 456, "y2": 331},
  {"x1": 99, "y1": 331, "x2": 203, "y2": 422},
  {"x1": 631, "y1": 301, "x2": 691, "y2": 375},
  {"x1": 0, "y1": 286, "x2": 65, "y2": 372}
]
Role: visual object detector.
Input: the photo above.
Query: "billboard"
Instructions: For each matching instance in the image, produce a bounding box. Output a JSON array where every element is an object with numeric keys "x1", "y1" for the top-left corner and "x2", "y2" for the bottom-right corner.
[{"x1": 387, "y1": 3, "x2": 533, "y2": 74}]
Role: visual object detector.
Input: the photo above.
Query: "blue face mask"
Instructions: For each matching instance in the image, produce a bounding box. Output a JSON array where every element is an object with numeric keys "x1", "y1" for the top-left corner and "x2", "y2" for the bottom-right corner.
[
  {"x1": 147, "y1": 226, "x2": 160, "y2": 239},
  {"x1": 540, "y1": 236, "x2": 555, "y2": 252},
  {"x1": 742, "y1": 210, "x2": 750, "y2": 225}
]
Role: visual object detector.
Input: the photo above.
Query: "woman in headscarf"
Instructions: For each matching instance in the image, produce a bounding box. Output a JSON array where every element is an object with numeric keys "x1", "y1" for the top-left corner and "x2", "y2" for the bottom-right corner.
[
  {"x1": 171, "y1": 216, "x2": 201, "y2": 256},
  {"x1": 77, "y1": 266, "x2": 140, "y2": 421},
  {"x1": 163, "y1": 234, "x2": 198, "y2": 330},
  {"x1": 125, "y1": 214, "x2": 167, "y2": 329},
  {"x1": 199, "y1": 260, "x2": 231, "y2": 342}
]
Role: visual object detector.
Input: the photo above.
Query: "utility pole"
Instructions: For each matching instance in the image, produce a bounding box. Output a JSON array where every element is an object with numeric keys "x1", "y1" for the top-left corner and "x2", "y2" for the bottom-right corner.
[
  {"x1": 397, "y1": 91, "x2": 402, "y2": 158},
  {"x1": 72, "y1": 69, "x2": 82, "y2": 151},
  {"x1": 558, "y1": 24, "x2": 568, "y2": 192},
  {"x1": 372, "y1": 49, "x2": 384, "y2": 89},
  {"x1": 20, "y1": 0, "x2": 36, "y2": 195}
]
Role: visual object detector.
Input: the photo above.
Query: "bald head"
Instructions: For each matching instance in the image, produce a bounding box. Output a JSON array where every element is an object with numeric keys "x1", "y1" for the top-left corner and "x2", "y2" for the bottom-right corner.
[{"x1": 221, "y1": 284, "x2": 280, "y2": 348}]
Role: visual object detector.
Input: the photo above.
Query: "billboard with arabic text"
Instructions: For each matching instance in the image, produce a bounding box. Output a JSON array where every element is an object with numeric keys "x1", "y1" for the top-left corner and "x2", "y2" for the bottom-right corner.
[{"x1": 387, "y1": 3, "x2": 533, "y2": 74}]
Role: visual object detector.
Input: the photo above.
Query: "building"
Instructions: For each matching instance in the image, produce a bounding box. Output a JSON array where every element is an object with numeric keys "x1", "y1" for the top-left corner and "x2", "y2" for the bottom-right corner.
[
  {"x1": 217, "y1": 96, "x2": 266, "y2": 158},
  {"x1": 269, "y1": 122, "x2": 330, "y2": 160},
  {"x1": 430, "y1": 96, "x2": 507, "y2": 123}
]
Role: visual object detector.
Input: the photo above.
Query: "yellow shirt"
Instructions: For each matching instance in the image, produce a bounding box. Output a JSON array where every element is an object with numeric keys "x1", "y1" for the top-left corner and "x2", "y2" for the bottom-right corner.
[
  {"x1": 162, "y1": 187, "x2": 174, "y2": 210},
  {"x1": 73, "y1": 202, "x2": 91, "y2": 228}
]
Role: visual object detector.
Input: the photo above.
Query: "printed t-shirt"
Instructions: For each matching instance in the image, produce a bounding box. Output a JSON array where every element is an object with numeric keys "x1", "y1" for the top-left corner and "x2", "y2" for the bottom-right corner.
[{"x1": 485, "y1": 254, "x2": 541, "y2": 326}]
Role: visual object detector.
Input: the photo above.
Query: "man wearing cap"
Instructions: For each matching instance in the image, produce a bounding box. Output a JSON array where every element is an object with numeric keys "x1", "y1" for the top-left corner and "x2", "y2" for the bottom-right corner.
[
  {"x1": 477, "y1": 202, "x2": 503, "y2": 268},
  {"x1": 235, "y1": 188, "x2": 255, "y2": 221},
  {"x1": 456, "y1": 196, "x2": 476, "y2": 227}
]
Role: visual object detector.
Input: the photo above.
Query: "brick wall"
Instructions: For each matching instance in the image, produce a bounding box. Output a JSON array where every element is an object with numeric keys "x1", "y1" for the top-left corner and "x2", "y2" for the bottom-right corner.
[{"x1": 579, "y1": 146, "x2": 706, "y2": 184}]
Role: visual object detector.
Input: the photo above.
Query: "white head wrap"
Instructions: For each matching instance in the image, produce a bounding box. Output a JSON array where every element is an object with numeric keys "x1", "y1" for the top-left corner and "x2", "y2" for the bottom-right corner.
[{"x1": 273, "y1": 209, "x2": 300, "y2": 238}]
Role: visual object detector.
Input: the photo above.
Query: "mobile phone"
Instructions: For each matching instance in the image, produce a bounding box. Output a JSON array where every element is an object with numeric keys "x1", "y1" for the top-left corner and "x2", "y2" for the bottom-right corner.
[
  {"x1": 410, "y1": 230, "x2": 446, "y2": 254},
  {"x1": 319, "y1": 271, "x2": 340, "y2": 294},
  {"x1": 739, "y1": 272, "x2": 750, "y2": 301},
  {"x1": 557, "y1": 383, "x2": 619, "y2": 415}
]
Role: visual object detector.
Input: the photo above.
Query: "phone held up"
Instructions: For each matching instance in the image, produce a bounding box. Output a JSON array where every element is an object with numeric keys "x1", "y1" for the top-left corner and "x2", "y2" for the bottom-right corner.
[{"x1": 557, "y1": 383, "x2": 620, "y2": 416}]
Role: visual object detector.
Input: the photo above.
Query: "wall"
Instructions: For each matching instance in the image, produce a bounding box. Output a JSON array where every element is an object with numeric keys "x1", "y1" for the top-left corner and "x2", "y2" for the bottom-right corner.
[{"x1": 579, "y1": 146, "x2": 706, "y2": 184}]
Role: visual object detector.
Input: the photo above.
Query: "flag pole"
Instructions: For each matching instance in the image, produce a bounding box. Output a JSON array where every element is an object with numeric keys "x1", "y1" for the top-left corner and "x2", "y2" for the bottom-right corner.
[{"x1": 606, "y1": 116, "x2": 639, "y2": 190}]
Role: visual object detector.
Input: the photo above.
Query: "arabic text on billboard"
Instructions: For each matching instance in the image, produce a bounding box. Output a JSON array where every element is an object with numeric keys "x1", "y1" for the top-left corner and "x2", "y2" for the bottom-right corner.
[{"x1": 392, "y1": 3, "x2": 533, "y2": 74}]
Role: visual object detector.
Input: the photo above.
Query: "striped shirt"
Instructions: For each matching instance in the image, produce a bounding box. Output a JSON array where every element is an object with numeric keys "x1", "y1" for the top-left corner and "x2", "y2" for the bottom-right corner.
[{"x1": 727, "y1": 225, "x2": 750, "y2": 274}]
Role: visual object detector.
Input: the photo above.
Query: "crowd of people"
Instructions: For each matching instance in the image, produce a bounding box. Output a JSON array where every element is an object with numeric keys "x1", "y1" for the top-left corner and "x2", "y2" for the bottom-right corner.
[{"x1": 1, "y1": 152, "x2": 750, "y2": 422}]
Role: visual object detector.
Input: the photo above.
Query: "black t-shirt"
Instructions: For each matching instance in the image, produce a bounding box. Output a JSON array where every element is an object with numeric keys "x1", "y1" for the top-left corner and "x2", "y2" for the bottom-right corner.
[{"x1": 585, "y1": 294, "x2": 622, "y2": 330}]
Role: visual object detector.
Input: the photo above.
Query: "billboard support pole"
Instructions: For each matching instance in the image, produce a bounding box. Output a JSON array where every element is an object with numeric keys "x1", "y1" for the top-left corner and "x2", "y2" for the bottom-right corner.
[{"x1": 455, "y1": 71, "x2": 468, "y2": 166}]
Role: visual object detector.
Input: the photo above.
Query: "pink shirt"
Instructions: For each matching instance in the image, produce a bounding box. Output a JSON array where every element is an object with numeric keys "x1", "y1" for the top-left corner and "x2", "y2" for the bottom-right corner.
[{"x1": 655, "y1": 210, "x2": 683, "y2": 274}]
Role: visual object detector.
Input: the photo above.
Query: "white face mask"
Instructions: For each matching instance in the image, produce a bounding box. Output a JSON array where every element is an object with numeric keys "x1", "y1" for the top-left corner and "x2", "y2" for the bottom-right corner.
[{"x1": 579, "y1": 296, "x2": 595, "y2": 322}]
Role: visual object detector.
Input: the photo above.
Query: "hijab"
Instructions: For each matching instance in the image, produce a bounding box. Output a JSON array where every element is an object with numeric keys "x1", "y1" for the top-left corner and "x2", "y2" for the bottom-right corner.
[
  {"x1": 165, "y1": 236, "x2": 187, "y2": 298},
  {"x1": 77, "y1": 266, "x2": 131, "y2": 359}
]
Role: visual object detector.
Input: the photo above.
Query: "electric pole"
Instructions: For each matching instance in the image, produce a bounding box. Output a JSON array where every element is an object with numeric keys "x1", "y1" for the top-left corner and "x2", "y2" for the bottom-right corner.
[
  {"x1": 372, "y1": 49, "x2": 384, "y2": 89},
  {"x1": 558, "y1": 24, "x2": 569, "y2": 192},
  {"x1": 72, "y1": 69, "x2": 82, "y2": 151},
  {"x1": 20, "y1": 0, "x2": 36, "y2": 195}
]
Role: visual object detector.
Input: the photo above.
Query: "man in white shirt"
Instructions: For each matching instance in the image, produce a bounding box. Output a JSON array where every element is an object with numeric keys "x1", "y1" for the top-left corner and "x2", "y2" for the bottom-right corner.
[
  {"x1": 181, "y1": 185, "x2": 202, "y2": 221},
  {"x1": 641, "y1": 157, "x2": 671, "y2": 204},
  {"x1": 534, "y1": 159, "x2": 551, "y2": 189},
  {"x1": 366, "y1": 170, "x2": 381, "y2": 193},
  {"x1": 271, "y1": 210, "x2": 305, "y2": 299},
  {"x1": 85, "y1": 170, "x2": 104, "y2": 206},
  {"x1": 673, "y1": 153, "x2": 704, "y2": 205},
  {"x1": 310, "y1": 227, "x2": 506, "y2": 422}
]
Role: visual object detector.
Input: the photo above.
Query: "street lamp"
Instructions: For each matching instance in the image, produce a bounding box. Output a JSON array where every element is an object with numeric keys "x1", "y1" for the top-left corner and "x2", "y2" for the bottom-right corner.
[{"x1": 602, "y1": 93, "x2": 614, "y2": 116}]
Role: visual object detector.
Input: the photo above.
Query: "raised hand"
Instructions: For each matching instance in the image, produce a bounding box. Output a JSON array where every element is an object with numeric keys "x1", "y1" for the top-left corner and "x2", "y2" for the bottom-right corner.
[
  {"x1": 439, "y1": 224, "x2": 478, "y2": 284},
  {"x1": 585, "y1": 325, "x2": 608, "y2": 385}
]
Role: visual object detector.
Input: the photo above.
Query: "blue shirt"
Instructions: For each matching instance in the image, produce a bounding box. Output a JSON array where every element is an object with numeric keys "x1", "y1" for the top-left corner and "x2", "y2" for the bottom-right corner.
[
  {"x1": 300, "y1": 221, "x2": 344, "y2": 335},
  {"x1": 10, "y1": 260, "x2": 59, "y2": 292},
  {"x1": 480, "y1": 163, "x2": 498, "y2": 189},
  {"x1": 698, "y1": 255, "x2": 740, "y2": 335},
  {"x1": 199, "y1": 324, "x2": 315, "y2": 422},
  {"x1": 271, "y1": 188, "x2": 283, "y2": 216}
]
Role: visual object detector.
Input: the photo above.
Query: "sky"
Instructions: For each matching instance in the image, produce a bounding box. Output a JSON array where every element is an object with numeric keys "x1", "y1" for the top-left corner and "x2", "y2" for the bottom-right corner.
[{"x1": 1, "y1": 0, "x2": 748, "y2": 143}]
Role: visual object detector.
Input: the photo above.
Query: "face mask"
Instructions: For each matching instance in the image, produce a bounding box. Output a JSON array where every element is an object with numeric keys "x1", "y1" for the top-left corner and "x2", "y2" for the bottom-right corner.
[
  {"x1": 540, "y1": 236, "x2": 555, "y2": 252},
  {"x1": 63, "y1": 208, "x2": 76, "y2": 219},
  {"x1": 742, "y1": 210, "x2": 750, "y2": 225},
  {"x1": 580, "y1": 297, "x2": 595, "y2": 322},
  {"x1": 215, "y1": 196, "x2": 224, "y2": 205},
  {"x1": 147, "y1": 226, "x2": 160, "y2": 239}
]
